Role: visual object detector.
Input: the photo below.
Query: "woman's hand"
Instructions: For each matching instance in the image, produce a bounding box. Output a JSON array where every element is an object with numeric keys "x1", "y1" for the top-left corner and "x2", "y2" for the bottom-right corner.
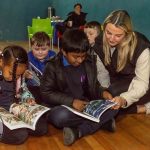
[
  {"x1": 72, "y1": 99, "x2": 88, "y2": 112},
  {"x1": 111, "y1": 96, "x2": 127, "y2": 109}
]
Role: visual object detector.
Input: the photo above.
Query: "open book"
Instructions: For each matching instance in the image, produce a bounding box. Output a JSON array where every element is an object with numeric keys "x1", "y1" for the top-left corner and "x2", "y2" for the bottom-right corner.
[
  {"x1": 0, "y1": 103, "x2": 50, "y2": 130},
  {"x1": 62, "y1": 100, "x2": 116, "y2": 123}
]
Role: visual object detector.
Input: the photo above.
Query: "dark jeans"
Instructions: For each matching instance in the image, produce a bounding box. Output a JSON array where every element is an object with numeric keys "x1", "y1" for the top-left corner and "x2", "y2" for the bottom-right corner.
[
  {"x1": 108, "y1": 78, "x2": 150, "y2": 114},
  {"x1": 0, "y1": 126, "x2": 28, "y2": 145},
  {"x1": 28, "y1": 114, "x2": 48, "y2": 136},
  {"x1": 28, "y1": 86, "x2": 42, "y2": 104},
  {"x1": 47, "y1": 106, "x2": 118, "y2": 137},
  {"x1": 0, "y1": 115, "x2": 48, "y2": 145}
]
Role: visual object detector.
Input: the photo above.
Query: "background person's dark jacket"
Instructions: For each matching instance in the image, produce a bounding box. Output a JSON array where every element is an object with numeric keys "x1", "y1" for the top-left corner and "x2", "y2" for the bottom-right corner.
[
  {"x1": 65, "y1": 11, "x2": 87, "y2": 28},
  {"x1": 40, "y1": 52, "x2": 104, "y2": 107}
]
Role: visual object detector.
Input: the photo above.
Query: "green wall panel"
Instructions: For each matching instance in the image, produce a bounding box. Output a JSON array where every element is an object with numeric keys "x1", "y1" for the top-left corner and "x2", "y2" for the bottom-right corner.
[
  {"x1": 0, "y1": 0, "x2": 52, "y2": 41},
  {"x1": 0, "y1": 0, "x2": 149, "y2": 40},
  {"x1": 51, "y1": 0, "x2": 150, "y2": 40}
]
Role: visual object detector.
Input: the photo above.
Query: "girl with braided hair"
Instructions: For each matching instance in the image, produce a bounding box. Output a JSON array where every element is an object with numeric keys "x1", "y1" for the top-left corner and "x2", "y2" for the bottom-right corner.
[{"x1": 0, "y1": 45, "x2": 48, "y2": 145}]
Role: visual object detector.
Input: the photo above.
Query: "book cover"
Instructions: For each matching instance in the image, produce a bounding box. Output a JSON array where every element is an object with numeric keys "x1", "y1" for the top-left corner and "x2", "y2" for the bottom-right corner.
[
  {"x1": 28, "y1": 62, "x2": 42, "y2": 86},
  {"x1": 62, "y1": 100, "x2": 116, "y2": 122}
]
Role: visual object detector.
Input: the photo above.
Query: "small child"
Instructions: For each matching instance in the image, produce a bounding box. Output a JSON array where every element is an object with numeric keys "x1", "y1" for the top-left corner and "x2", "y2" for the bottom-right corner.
[
  {"x1": 0, "y1": 45, "x2": 48, "y2": 145},
  {"x1": 84, "y1": 21, "x2": 110, "y2": 88},
  {"x1": 40, "y1": 29, "x2": 118, "y2": 146},
  {"x1": 25, "y1": 31, "x2": 56, "y2": 102}
]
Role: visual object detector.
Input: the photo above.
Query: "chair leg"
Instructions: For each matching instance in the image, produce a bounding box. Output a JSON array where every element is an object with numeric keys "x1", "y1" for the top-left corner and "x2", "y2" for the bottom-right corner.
[
  {"x1": 28, "y1": 38, "x2": 31, "y2": 51},
  {"x1": 50, "y1": 38, "x2": 53, "y2": 50},
  {"x1": 52, "y1": 38, "x2": 53, "y2": 50},
  {"x1": 58, "y1": 38, "x2": 60, "y2": 51}
]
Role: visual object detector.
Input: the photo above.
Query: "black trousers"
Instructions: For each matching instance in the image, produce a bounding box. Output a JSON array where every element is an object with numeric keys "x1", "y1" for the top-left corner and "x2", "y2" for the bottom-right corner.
[
  {"x1": 0, "y1": 115, "x2": 48, "y2": 145},
  {"x1": 27, "y1": 86, "x2": 42, "y2": 104},
  {"x1": 47, "y1": 106, "x2": 118, "y2": 137}
]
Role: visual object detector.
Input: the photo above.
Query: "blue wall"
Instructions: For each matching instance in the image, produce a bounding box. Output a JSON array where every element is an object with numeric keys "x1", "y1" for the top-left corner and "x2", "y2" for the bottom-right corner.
[
  {"x1": 51, "y1": 0, "x2": 150, "y2": 39},
  {"x1": 0, "y1": 0, "x2": 52, "y2": 41},
  {"x1": 0, "y1": 0, "x2": 150, "y2": 40}
]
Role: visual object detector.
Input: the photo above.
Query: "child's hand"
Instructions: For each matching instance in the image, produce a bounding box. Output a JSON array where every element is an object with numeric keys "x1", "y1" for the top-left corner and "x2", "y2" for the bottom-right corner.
[
  {"x1": 24, "y1": 70, "x2": 33, "y2": 79},
  {"x1": 102, "y1": 91, "x2": 113, "y2": 100},
  {"x1": 72, "y1": 99, "x2": 88, "y2": 112},
  {"x1": 26, "y1": 98, "x2": 36, "y2": 105}
]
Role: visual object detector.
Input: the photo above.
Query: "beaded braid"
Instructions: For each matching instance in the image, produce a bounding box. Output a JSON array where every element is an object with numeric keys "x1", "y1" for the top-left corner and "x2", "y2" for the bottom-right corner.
[
  {"x1": 12, "y1": 59, "x2": 19, "y2": 103},
  {"x1": 2, "y1": 45, "x2": 28, "y2": 103}
]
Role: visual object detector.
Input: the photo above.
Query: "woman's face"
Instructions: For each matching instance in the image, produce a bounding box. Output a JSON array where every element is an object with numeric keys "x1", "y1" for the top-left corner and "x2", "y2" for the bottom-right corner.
[
  {"x1": 74, "y1": 5, "x2": 81, "y2": 15},
  {"x1": 105, "y1": 23, "x2": 126, "y2": 47},
  {"x1": 2, "y1": 63, "x2": 27, "y2": 81},
  {"x1": 84, "y1": 28, "x2": 98, "y2": 45}
]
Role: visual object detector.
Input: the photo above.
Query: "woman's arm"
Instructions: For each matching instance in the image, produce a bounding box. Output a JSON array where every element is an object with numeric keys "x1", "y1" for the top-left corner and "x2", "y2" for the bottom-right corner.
[
  {"x1": 120, "y1": 48, "x2": 150, "y2": 107},
  {"x1": 96, "y1": 55, "x2": 110, "y2": 88}
]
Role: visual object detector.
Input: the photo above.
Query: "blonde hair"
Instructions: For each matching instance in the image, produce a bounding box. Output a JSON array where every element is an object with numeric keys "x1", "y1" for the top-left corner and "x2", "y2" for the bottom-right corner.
[{"x1": 103, "y1": 10, "x2": 137, "y2": 72}]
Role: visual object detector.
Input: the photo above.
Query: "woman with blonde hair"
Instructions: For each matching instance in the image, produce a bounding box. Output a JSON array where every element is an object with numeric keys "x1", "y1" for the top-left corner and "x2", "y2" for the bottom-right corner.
[{"x1": 95, "y1": 10, "x2": 150, "y2": 114}]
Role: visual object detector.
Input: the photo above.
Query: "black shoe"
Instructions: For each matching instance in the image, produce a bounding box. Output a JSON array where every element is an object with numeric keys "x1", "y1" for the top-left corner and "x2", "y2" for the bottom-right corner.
[
  {"x1": 101, "y1": 118, "x2": 116, "y2": 132},
  {"x1": 63, "y1": 127, "x2": 79, "y2": 146}
]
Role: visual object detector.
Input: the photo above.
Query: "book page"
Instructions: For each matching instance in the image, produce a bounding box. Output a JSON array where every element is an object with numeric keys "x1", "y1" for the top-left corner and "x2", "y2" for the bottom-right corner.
[
  {"x1": 62, "y1": 105, "x2": 100, "y2": 122},
  {"x1": 0, "y1": 107, "x2": 30, "y2": 130},
  {"x1": 9, "y1": 103, "x2": 50, "y2": 130}
]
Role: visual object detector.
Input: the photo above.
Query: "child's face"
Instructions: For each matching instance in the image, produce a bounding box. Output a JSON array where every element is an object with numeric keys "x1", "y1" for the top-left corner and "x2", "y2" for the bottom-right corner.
[
  {"x1": 84, "y1": 28, "x2": 98, "y2": 45},
  {"x1": 2, "y1": 63, "x2": 27, "y2": 81},
  {"x1": 63, "y1": 51, "x2": 87, "y2": 67},
  {"x1": 31, "y1": 43, "x2": 49, "y2": 61}
]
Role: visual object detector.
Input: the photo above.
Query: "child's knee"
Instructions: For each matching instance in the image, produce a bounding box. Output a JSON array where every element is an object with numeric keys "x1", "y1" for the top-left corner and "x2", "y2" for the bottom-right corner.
[
  {"x1": 47, "y1": 107, "x2": 71, "y2": 128},
  {"x1": 1, "y1": 127, "x2": 28, "y2": 145}
]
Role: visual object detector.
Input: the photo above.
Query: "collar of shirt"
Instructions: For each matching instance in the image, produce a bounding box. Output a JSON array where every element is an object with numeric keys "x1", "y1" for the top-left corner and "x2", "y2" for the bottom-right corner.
[
  {"x1": 62, "y1": 56, "x2": 71, "y2": 67},
  {"x1": 110, "y1": 47, "x2": 116, "y2": 57}
]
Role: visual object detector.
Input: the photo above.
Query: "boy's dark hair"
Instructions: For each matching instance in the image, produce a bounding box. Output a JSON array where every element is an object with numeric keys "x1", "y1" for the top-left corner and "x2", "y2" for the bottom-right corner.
[
  {"x1": 74, "y1": 3, "x2": 82, "y2": 9},
  {"x1": 2, "y1": 45, "x2": 28, "y2": 103},
  {"x1": 84, "y1": 21, "x2": 102, "y2": 35},
  {"x1": 62, "y1": 29, "x2": 90, "y2": 53},
  {"x1": 31, "y1": 31, "x2": 50, "y2": 47}
]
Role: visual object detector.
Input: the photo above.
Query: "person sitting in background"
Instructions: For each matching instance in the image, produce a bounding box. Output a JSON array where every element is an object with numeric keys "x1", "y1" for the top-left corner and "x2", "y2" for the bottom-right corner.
[
  {"x1": 65, "y1": 3, "x2": 87, "y2": 28},
  {"x1": 56, "y1": 3, "x2": 87, "y2": 35},
  {"x1": 24, "y1": 32, "x2": 56, "y2": 103},
  {"x1": 40, "y1": 29, "x2": 118, "y2": 146},
  {"x1": 84, "y1": 21, "x2": 110, "y2": 88}
]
